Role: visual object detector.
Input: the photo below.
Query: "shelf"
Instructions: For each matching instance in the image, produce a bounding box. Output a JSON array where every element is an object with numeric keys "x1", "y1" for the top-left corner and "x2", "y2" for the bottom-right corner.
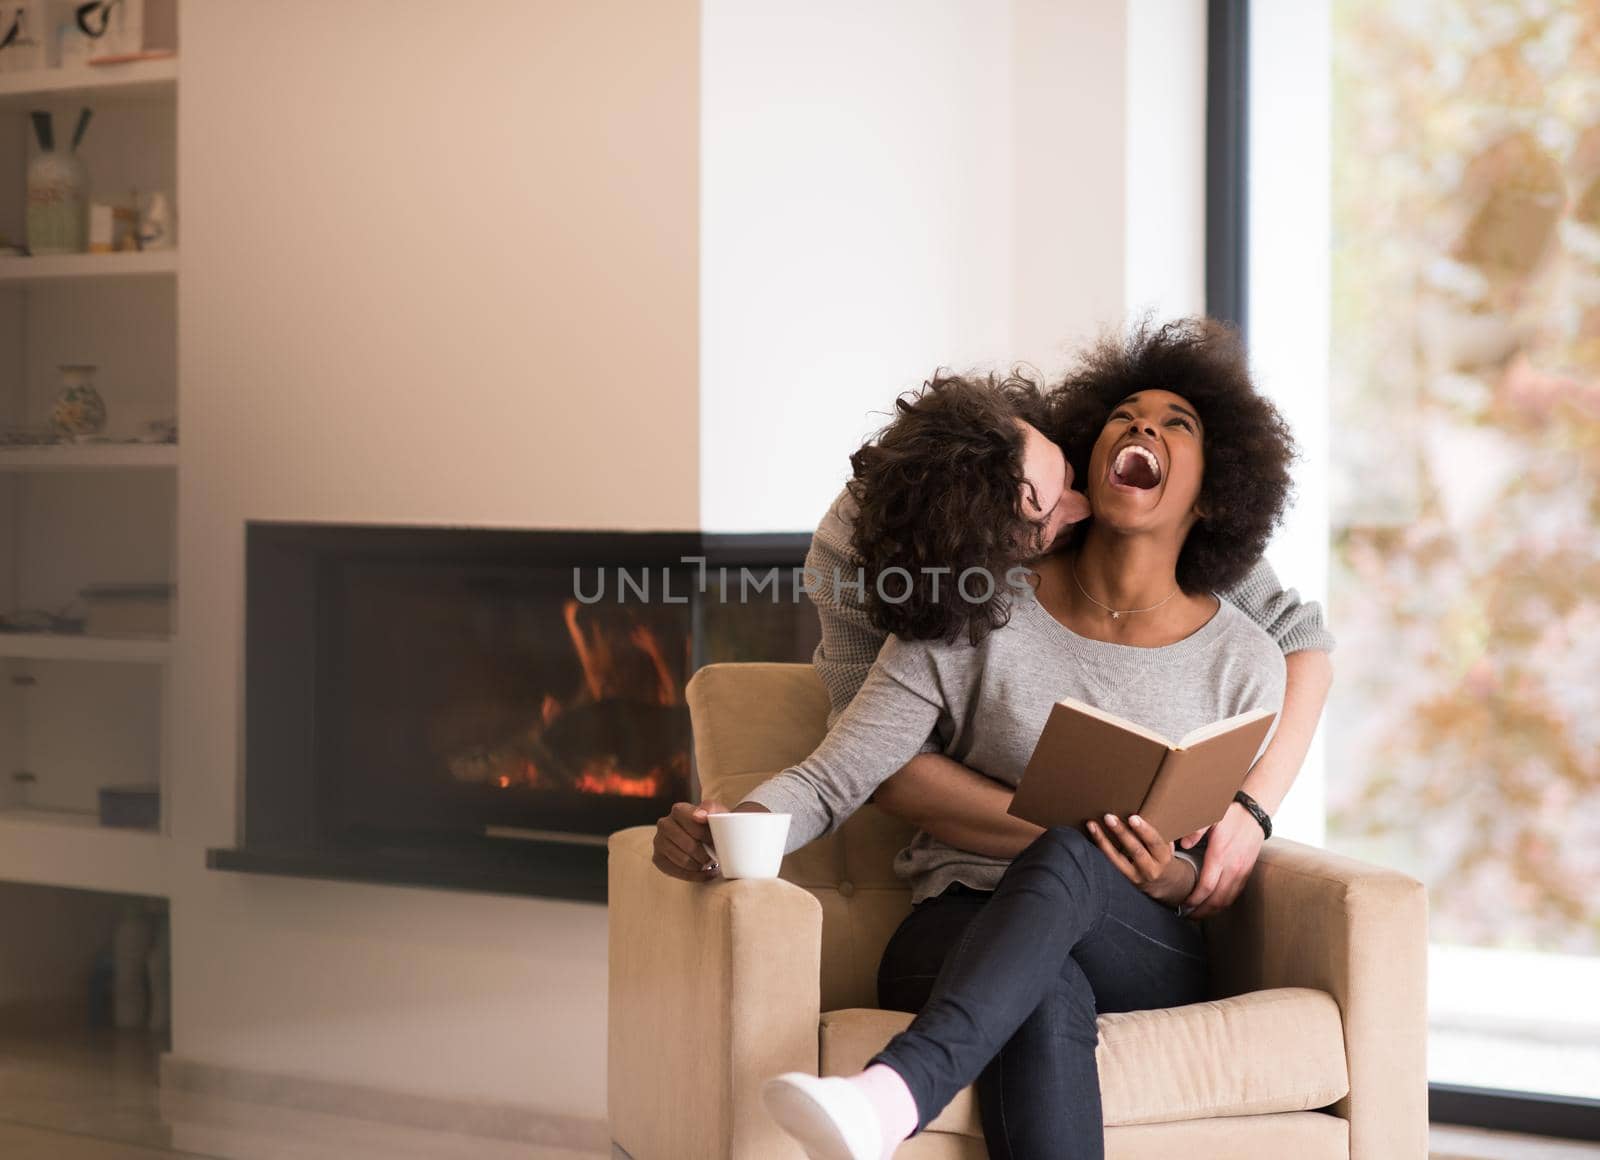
[
  {"x1": 0, "y1": 442, "x2": 177, "y2": 470},
  {"x1": 0, "y1": 805, "x2": 98, "y2": 828},
  {"x1": 207, "y1": 840, "x2": 608, "y2": 904},
  {"x1": 0, "y1": 56, "x2": 176, "y2": 907},
  {"x1": 0, "y1": 57, "x2": 177, "y2": 107},
  {"x1": 0, "y1": 808, "x2": 167, "y2": 896},
  {"x1": 0, "y1": 632, "x2": 172, "y2": 663},
  {"x1": 0, "y1": 250, "x2": 177, "y2": 283}
]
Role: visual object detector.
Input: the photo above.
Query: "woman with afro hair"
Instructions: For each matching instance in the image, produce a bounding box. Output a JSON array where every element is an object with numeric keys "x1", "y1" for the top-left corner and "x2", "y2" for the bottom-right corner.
[{"x1": 730, "y1": 317, "x2": 1319, "y2": 1158}]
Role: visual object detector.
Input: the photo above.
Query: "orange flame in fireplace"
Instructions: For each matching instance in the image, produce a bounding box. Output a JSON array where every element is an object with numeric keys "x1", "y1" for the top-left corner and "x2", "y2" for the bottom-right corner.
[
  {"x1": 440, "y1": 602, "x2": 689, "y2": 800},
  {"x1": 488, "y1": 759, "x2": 540, "y2": 791},
  {"x1": 574, "y1": 757, "x2": 662, "y2": 798},
  {"x1": 563, "y1": 600, "x2": 680, "y2": 707}
]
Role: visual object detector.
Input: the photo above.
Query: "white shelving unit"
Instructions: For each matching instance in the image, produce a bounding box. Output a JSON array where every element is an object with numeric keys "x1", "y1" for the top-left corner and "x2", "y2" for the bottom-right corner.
[
  {"x1": 0, "y1": 806, "x2": 168, "y2": 896},
  {"x1": 0, "y1": 56, "x2": 178, "y2": 896},
  {"x1": 0, "y1": 632, "x2": 171, "y2": 663},
  {"x1": 0, "y1": 249, "x2": 177, "y2": 282},
  {"x1": 0, "y1": 57, "x2": 177, "y2": 107},
  {"x1": 0, "y1": 442, "x2": 176, "y2": 470}
]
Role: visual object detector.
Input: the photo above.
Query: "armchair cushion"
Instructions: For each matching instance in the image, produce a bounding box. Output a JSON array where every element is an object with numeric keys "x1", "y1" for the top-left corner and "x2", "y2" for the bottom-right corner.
[{"x1": 820, "y1": 986, "x2": 1348, "y2": 1138}]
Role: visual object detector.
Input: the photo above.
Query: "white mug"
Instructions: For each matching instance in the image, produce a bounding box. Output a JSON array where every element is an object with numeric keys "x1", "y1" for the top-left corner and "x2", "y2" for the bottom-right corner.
[{"x1": 707, "y1": 811, "x2": 791, "y2": 880}]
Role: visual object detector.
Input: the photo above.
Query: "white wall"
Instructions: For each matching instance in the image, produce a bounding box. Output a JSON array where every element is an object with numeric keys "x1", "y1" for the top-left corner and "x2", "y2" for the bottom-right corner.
[
  {"x1": 701, "y1": 1, "x2": 1208, "y2": 533},
  {"x1": 172, "y1": 0, "x2": 698, "y2": 1122},
  {"x1": 1124, "y1": 0, "x2": 1207, "y2": 322},
  {"x1": 1010, "y1": 0, "x2": 1131, "y2": 375},
  {"x1": 699, "y1": 0, "x2": 1015, "y2": 533}
]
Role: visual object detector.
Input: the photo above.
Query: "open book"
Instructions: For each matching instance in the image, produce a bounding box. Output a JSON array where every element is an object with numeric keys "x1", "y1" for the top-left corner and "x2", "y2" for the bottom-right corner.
[{"x1": 1007, "y1": 697, "x2": 1277, "y2": 843}]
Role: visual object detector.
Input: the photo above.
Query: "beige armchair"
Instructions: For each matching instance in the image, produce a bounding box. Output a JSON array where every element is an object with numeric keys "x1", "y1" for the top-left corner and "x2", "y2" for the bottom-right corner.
[{"x1": 608, "y1": 663, "x2": 1429, "y2": 1159}]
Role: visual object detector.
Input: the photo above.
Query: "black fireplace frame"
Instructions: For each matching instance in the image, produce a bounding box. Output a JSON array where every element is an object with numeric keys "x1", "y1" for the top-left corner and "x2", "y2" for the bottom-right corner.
[{"x1": 206, "y1": 521, "x2": 812, "y2": 904}]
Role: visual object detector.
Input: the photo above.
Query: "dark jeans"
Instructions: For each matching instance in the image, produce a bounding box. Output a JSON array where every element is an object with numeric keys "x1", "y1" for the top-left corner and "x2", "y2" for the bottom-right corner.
[{"x1": 869, "y1": 825, "x2": 1209, "y2": 1160}]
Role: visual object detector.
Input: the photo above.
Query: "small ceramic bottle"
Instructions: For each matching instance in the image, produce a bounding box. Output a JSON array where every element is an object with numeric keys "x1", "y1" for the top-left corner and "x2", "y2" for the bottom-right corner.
[{"x1": 52, "y1": 364, "x2": 107, "y2": 440}]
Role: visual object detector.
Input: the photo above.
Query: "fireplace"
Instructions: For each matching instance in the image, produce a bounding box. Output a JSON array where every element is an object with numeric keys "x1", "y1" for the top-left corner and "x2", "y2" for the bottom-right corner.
[{"x1": 207, "y1": 523, "x2": 818, "y2": 902}]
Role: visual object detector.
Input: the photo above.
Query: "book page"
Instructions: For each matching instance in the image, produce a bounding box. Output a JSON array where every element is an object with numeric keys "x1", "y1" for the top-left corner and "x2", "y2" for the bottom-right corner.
[
  {"x1": 1054, "y1": 696, "x2": 1172, "y2": 747},
  {"x1": 1176, "y1": 707, "x2": 1275, "y2": 749}
]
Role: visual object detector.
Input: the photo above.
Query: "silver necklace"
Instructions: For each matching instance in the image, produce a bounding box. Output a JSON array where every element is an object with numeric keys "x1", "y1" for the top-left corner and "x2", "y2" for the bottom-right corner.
[{"x1": 1070, "y1": 560, "x2": 1179, "y2": 620}]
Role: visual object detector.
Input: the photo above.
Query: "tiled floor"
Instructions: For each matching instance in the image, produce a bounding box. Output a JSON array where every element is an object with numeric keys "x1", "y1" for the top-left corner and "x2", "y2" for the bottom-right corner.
[
  {"x1": 0, "y1": 1123, "x2": 184, "y2": 1160},
  {"x1": 0, "y1": 1024, "x2": 606, "y2": 1160},
  {"x1": 0, "y1": 1121, "x2": 607, "y2": 1160},
  {"x1": 0, "y1": 1022, "x2": 1595, "y2": 1159}
]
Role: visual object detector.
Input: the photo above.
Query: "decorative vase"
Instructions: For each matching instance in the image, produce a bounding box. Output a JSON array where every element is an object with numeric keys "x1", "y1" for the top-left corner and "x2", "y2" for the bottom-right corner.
[
  {"x1": 52, "y1": 364, "x2": 106, "y2": 440},
  {"x1": 26, "y1": 149, "x2": 89, "y2": 255}
]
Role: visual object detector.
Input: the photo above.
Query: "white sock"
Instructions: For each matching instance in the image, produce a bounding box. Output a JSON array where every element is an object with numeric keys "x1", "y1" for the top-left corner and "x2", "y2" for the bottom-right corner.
[
  {"x1": 847, "y1": 1064, "x2": 919, "y2": 1154},
  {"x1": 762, "y1": 1069, "x2": 914, "y2": 1160}
]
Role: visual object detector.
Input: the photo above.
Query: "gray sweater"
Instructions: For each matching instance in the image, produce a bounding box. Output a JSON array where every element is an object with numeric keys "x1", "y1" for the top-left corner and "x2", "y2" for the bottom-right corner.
[
  {"x1": 805, "y1": 487, "x2": 1332, "y2": 729},
  {"x1": 742, "y1": 591, "x2": 1287, "y2": 904}
]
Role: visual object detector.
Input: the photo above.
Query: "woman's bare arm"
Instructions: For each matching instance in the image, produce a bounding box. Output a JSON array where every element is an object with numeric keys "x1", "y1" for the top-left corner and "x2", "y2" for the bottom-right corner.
[
  {"x1": 1233, "y1": 648, "x2": 1333, "y2": 816},
  {"x1": 872, "y1": 753, "x2": 1043, "y2": 859}
]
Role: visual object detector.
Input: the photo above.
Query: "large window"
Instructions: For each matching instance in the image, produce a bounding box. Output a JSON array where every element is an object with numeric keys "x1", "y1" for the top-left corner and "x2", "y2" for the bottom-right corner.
[{"x1": 1236, "y1": 0, "x2": 1600, "y2": 1133}]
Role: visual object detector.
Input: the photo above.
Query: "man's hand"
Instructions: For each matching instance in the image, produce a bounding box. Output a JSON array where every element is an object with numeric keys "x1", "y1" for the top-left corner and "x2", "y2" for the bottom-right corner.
[
  {"x1": 1177, "y1": 801, "x2": 1264, "y2": 919},
  {"x1": 652, "y1": 799, "x2": 728, "y2": 882},
  {"x1": 1085, "y1": 813, "x2": 1191, "y2": 907}
]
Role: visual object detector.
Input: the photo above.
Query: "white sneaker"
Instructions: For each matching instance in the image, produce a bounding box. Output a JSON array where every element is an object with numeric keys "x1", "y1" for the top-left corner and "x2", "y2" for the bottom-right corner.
[{"x1": 761, "y1": 1072, "x2": 887, "y2": 1160}]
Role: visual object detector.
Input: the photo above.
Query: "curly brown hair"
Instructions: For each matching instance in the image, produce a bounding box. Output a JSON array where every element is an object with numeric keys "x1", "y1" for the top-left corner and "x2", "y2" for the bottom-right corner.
[
  {"x1": 1047, "y1": 317, "x2": 1296, "y2": 593},
  {"x1": 846, "y1": 370, "x2": 1051, "y2": 644}
]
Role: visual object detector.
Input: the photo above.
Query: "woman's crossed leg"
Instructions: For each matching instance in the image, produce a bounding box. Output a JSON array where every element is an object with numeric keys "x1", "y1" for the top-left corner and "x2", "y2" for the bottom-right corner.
[{"x1": 872, "y1": 825, "x2": 1209, "y2": 1159}]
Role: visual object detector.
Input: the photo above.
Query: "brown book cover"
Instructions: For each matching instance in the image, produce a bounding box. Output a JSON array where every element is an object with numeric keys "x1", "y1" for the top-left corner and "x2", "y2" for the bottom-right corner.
[{"x1": 1007, "y1": 697, "x2": 1276, "y2": 844}]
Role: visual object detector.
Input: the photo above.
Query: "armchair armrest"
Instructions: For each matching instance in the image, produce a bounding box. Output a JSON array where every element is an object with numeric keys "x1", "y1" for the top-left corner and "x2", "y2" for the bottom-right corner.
[
  {"x1": 1204, "y1": 836, "x2": 1429, "y2": 1160},
  {"x1": 608, "y1": 825, "x2": 822, "y2": 1160}
]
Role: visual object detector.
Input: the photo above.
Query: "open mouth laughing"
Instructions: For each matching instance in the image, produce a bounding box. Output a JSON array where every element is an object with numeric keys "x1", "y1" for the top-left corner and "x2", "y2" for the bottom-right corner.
[{"x1": 1110, "y1": 444, "x2": 1162, "y2": 491}]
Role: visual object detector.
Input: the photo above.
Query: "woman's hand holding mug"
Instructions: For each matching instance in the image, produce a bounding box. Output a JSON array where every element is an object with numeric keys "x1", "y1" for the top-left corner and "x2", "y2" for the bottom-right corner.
[
  {"x1": 651, "y1": 799, "x2": 783, "y2": 882},
  {"x1": 652, "y1": 799, "x2": 729, "y2": 881}
]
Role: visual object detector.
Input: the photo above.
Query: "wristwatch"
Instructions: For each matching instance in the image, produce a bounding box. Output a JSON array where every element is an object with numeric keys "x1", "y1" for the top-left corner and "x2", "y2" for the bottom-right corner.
[{"x1": 1233, "y1": 790, "x2": 1272, "y2": 840}]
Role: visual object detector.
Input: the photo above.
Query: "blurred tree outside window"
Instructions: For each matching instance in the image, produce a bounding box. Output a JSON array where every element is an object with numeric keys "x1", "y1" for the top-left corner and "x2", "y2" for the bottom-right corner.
[{"x1": 1327, "y1": 0, "x2": 1600, "y2": 1097}]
